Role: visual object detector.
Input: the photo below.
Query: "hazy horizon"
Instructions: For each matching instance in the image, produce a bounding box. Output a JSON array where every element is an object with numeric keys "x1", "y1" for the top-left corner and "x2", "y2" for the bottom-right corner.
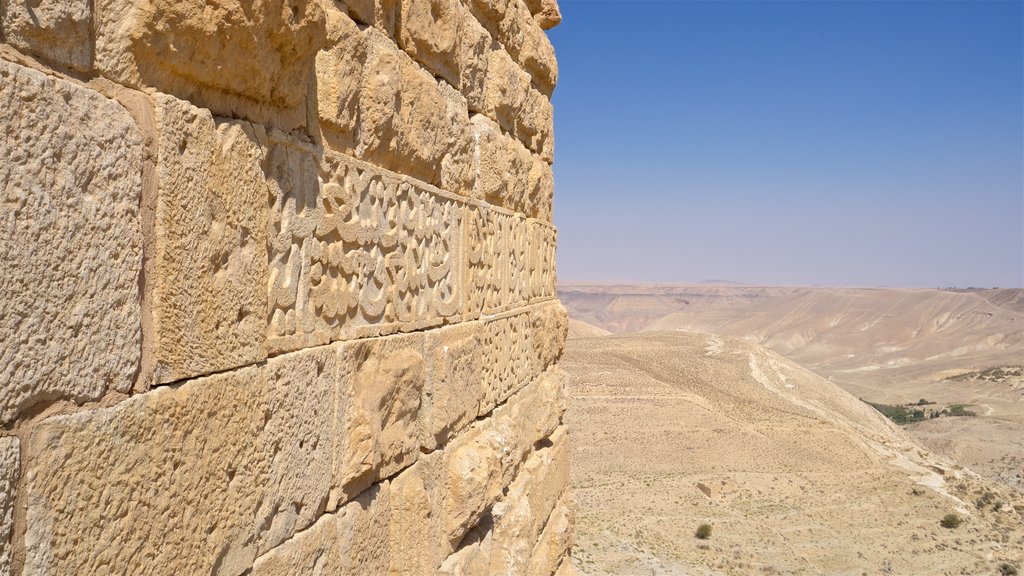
[{"x1": 549, "y1": 1, "x2": 1024, "y2": 289}]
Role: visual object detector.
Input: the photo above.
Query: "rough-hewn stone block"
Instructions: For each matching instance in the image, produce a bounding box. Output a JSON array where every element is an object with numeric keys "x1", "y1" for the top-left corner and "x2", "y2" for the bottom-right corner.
[
  {"x1": 528, "y1": 155, "x2": 555, "y2": 222},
  {"x1": 317, "y1": 23, "x2": 470, "y2": 186},
  {"x1": 0, "y1": 437, "x2": 18, "y2": 576},
  {"x1": 94, "y1": 0, "x2": 325, "y2": 126},
  {"x1": 152, "y1": 94, "x2": 268, "y2": 383},
  {"x1": 469, "y1": 115, "x2": 532, "y2": 212},
  {"x1": 334, "y1": 333, "x2": 426, "y2": 503},
  {"x1": 422, "y1": 322, "x2": 484, "y2": 451},
  {"x1": 0, "y1": 0, "x2": 92, "y2": 70},
  {"x1": 463, "y1": 0, "x2": 558, "y2": 96},
  {"x1": 527, "y1": 493, "x2": 575, "y2": 576},
  {"x1": 394, "y1": 0, "x2": 490, "y2": 110},
  {"x1": 23, "y1": 349, "x2": 334, "y2": 575},
  {"x1": 268, "y1": 149, "x2": 464, "y2": 354},
  {"x1": 0, "y1": 60, "x2": 142, "y2": 425},
  {"x1": 524, "y1": 0, "x2": 561, "y2": 30},
  {"x1": 483, "y1": 426, "x2": 570, "y2": 575}
]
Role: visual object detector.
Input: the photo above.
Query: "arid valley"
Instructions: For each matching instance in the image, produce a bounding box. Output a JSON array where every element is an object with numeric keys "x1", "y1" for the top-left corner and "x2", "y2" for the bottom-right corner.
[{"x1": 559, "y1": 284, "x2": 1024, "y2": 575}]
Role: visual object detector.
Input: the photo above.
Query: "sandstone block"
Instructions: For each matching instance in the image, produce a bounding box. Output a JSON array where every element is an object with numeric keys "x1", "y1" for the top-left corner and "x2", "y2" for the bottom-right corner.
[
  {"x1": 517, "y1": 88, "x2": 555, "y2": 163},
  {"x1": 441, "y1": 424, "x2": 504, "y2": 547},
  {"x1": 152, "y1": 94, "x2": 268, "y2": 383},
  {"x1": 437, "y1": 526, "x2": 493, "y2": 576},
  {"x1": 469, "y1": 115, "x2": 532, "y2": 213},
  {"x1": 317, "y1": 25, "x2": 470, "y2": 187},
  {"x1": 487, "y1": 428, "x2": 568, "y2": 576},
  {"x1": 0, "y1": 0, "x2": 91, "y2": 70},
  {"x1": 482, "y1": 49, "x2": 531, "y2": 137},
  {"x1": 489, "y1": 368, "x2": 565, "y2": 487},
  {"x1": 554, "y1": 558, "x2": 579, "y2": 576},
  {"x1": 528, "y1": 156, "x2": 555, "y2": 222},
  {"x1": 94, "y1": 0, "x2": 325, "y2": 124},
  {"x1": 252, "y1": 482, "x2": 394, "y2": 576},
  {"x1": 422, "y1": 322, "x2": 484, "y2": 451},
  {"x1": 479, "y1": 310, "x2": 535, "y2": 414},
  {"x1": 527, "y1": 493, "x2": 575, "y2": 576},
  {"x1": 0, "y1": 437, "x2": 18, "y2": 576},
  {"x1": 524, "y1": 0, "x2": 561, "y2": 30},
  {"x1": 250, "y1": 511, "x2": 338, "y2": 576},
  {"x1": 466, "y1": 207, "x2": 529, "y2": 317},
  {"x1": 0, "y1": 60, "x2": 141, "y2": 425},
  {"x1": 394, "y1": 0, "x2": 490, "y2": 110},
  {"x1": 389, "y1": 460, "x2": 443, "y2": 573},
  {"x1": 23, "y1": 353, "x2": 334, "y2": 576},
  {"x1": 463, "y1": 0, "x2": 557, "y2": 96},
  {"x1": 333, "y1": 484, "x2": 394, "y2": 574},
  {"x1": 334, "y1": 333, "x2": 426, "y2": 502},
  {"x1": 528, "y1": 220, "x2": 558, "y2": 301},
  {"x1": 531, "y1": 302, "x2": 568, "y2": 371},
  {"x1": 268, "y1": 149, "x2": 464, "y2": 354}
]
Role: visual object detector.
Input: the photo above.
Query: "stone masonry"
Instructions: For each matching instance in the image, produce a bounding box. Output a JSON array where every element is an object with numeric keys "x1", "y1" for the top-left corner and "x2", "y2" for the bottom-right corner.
[{"x1": 0, "y1": 0, "x2": 573, "y2": 573}]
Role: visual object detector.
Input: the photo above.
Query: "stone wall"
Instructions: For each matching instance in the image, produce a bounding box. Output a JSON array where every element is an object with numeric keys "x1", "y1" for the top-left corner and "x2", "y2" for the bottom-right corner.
[{"x1": 0, "y1": 0, "x2": 573, "y2": 573}]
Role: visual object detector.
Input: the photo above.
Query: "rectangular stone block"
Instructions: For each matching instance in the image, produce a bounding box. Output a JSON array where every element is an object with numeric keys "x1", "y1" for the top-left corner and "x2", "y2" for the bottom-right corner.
[
  {"x1": 0, "y1": 0, "x2": 92, "y2": 71},
  {"x1": 528, "y1": 220, "x2": 558, "y2": 301},
  {"x1": 528, "y1": 156, "x2": 555, "y2": 222},
  {"x1": 527, "y1": 493, "x2": 575, "y2": 576},
  {"x1": 468, "y1": 114, "x2": 532, "y2": 213},
  {"x1": 0, "y1": 60, "x2": 142, "y2": 425},
  {"x1": 23, "y1": 348, "x2": 335, "y2": 576},
  {"x1": 94, "y1": 0, "x2": 326, "y2": 125},
  {"x1": 316, "y1": 22, "x2": 470, "y2": 187},
  {"x1": 465, "y1": 206, "x2": 529, "y2": 317},
  {"x1": 268, "y1": 149, "x2": 465, "y2": 354},
  {"x1": 479, "y1": 310, "x2": 535, "y2": 414},
  {"x1": 334, "y1": 333, "x2": 426, "y2": 504},
  {"x1": 463, "y1": 0, "x2": 558, "y2": 96},
  {"x1": 394, "y1": 0, "x2": 491, "y2": 110},
  {"x1": 422, "y1": 322, "x2": 484, "y2": 451},
  {"x1": 251, "y1": 481, "x2": 393, "y2": 576},
  {"x1": 0, "y1": 437, "x2": 18, "y2": 576},
  {"x1": 152, "y1": 94, "x2": 268, "y2": 383},
  {"x1": 486, "y1": 426, "x2": 570, "y2": 576},
  {"x1": 530, "y1": 302, "x2": 568, "y2": 372},
  {"x1": 489, "y1": 368, "x2": 565, "y2": 487}
]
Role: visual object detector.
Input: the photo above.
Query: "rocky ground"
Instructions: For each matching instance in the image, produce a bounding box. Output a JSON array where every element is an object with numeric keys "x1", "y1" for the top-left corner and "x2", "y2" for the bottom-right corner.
[{"x1": 562, "y1": 331, "x2": 1023, "y2": 575}]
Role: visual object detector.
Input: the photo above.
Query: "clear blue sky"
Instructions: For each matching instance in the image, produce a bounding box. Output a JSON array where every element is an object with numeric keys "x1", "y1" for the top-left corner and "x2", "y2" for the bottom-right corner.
[{"x1": 548, "y1": 0, "x2": 1023, "y2": 287}]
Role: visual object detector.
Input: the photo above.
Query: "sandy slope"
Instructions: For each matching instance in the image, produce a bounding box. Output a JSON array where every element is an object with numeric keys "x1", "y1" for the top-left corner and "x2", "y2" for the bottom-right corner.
[
  {"x1": 569, "y1": 318, "x2": 613, "y2": 339},
  {"x1": 563, "y1": 332, "x2": 1023, "y2": 576},
  {"x1": 560, "y1": 284, "x2": 1024, "y2": 494}
]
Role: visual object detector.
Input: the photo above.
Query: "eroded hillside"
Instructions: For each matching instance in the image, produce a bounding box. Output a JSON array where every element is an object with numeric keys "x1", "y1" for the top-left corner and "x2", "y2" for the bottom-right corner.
[{"x1": 563, "y1": 332, "x2": 1023, "y2": 575}]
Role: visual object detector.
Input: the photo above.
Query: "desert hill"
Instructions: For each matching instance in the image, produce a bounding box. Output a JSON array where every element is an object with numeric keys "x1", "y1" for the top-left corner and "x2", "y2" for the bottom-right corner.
[
  {"x1": 561, "y1": 284, "x2": 1024, "y2": 493},
  {"x1": 563, "y1": 331, "x2": 1023, "y2": 575}
]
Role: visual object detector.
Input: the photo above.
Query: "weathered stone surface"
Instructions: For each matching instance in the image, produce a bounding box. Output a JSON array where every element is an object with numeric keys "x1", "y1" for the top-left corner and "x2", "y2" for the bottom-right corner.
[
  {"x1": 23, "y1": 350, "x2": 334, "y2": 575},
  {"x1": 528, "y1": 221, "x2": 558, "y2": 301},
  {"x1": 0, "y1": 0, "x2": 92, "y2": 70},
  {"x1": 479, "y1": 310, "x2": 535, "y2": 413},
  {"x1": 394, "y1": 0, "x2": 491, "y2": 110},
  {"x1": 528, "y1": 155, "x2": 555, "y2": 222},
  {"x1": 484, "y1": 426, "x2": 570, "y2": 575},
  {"x1": 422, "y1": 322, "x2": 484, "y2": 450},
  {"x1": 0, "y1": 437, "x2": 18, "y2": 576},
  {"x1": 334, "y1": 333, "x2": 426, "y2": 502},
  {"x1": 475, "y1": 303, "x2": 565, "y2": 415},
  {"x1": 94, "y1": 0, "x2": 325, "y2": 124},
  {"x1": 268, "y1": 149, "x2": 464, "y2": 354},
  {"x1": 469, "y1": 115, "x2": 531, "y2": 212},
  {"x1": 527, "y1": 493, "x2": 575, "y2": 576},
  {"x1": 343, "y1": 0, "x2": 397, "y2": 36},
  {"x1": 516, "y1": 88, "x2": 555, "y2": 163},
  {"x1": 440, "y1": 423, "x2": 504, "y2": 547},
  {"x1": 389, "y1": 460, "x2": 442, "y2": 573},
  {"x1": 463, "y1": 0, "x2": 558, "y2": 96},
  {"x1": 524, "y1": 0, "x2": 561, "y2": 30},
  {"x1": 251, "y1": 481, "x2": 393, "y2": 576},
  {"x1": 490, "y1": 368, "x2": 565, "y2": 486},
  {"x1": 152, "y1": 94, "x2": 268, "y2": 383},
  {"x1": 317, "y1": 24, "x2": 470, "y2": 186},
  {"x1": 0, "y1": 60, "x2": 142, "y2": 425}
]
